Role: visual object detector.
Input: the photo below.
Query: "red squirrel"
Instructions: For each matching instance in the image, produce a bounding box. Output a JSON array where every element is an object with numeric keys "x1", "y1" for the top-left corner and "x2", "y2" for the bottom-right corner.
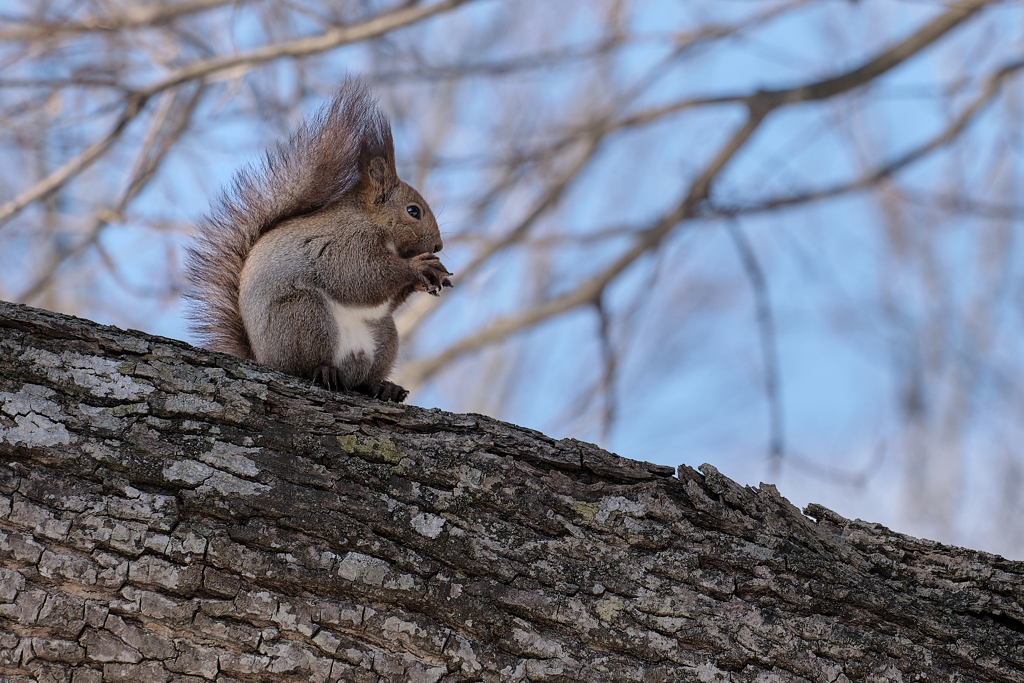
[{"x1": 185, "y1": 80, "x2": 451, "y2": 403}]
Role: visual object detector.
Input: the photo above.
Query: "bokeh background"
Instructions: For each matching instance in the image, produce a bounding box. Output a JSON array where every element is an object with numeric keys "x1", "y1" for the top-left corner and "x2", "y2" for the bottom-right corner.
[{"x1": 2, "y1": 0, "x2": 1023, "y2": 557}]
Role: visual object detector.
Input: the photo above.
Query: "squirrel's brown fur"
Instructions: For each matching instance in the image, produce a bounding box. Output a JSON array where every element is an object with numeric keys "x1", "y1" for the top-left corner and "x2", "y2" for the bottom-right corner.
[{"x1": 185, "y1": 80, "x2": 450, "y2": 402}]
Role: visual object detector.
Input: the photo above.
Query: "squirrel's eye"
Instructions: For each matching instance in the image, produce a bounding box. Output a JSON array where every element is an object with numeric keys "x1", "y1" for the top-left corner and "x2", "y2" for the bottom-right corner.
[{"x1": 406, "y1": 205, "x2": 421, "y2": 220}]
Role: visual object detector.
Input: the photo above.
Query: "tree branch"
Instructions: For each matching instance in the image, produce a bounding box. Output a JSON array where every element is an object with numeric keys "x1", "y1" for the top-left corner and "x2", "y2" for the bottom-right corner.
[{"x1": 1, "y1": 301, "x2": 1022, "y2": 682}]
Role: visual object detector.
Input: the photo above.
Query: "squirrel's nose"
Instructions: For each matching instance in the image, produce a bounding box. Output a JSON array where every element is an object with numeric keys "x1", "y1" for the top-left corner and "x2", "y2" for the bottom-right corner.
[{"x1": 432, "y1": 240, "x2": 443, "y2": 253}]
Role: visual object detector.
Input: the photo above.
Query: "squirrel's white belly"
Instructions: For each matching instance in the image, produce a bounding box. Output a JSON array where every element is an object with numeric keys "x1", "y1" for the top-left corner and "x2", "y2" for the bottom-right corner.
[{"x1": 326, "y1": 299, "x2": 389, "y2": 367}]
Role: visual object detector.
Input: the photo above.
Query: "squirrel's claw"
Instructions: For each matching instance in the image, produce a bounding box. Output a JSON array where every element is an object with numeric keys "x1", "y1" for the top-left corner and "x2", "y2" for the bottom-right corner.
[
  {"x1": 419, "y1": 274, "x2": 451, "y2": 295},
  {"x1": 427, "y1": 276, "x2": 452, "y2": 296}
]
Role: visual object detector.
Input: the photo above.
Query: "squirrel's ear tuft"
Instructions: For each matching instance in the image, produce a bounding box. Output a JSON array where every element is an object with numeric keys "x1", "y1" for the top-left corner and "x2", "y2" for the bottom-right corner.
[{"x1": 349, "y1": 89, "x2": 398, "y2": 205}]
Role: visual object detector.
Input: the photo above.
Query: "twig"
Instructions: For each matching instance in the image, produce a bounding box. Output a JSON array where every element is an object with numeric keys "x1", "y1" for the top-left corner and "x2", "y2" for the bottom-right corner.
[
  {"x1": 725, "y1": 219, "x2": 785, "y2": 475},
  {"x1": 595, "y1": 297, "x2": 618, "y2": 446}
]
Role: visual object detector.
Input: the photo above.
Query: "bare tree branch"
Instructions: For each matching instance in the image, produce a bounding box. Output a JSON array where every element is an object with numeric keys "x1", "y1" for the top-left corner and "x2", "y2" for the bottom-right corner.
[
  {"x1": 0, "y1": 94, "x2": 149, "y2": 228},
  {"x1": 713, "y1": 56, "x2": 1024, "y2": 218},
  {"x1": 142, "y1": 0, "x2": 479, "y2": 95},
  {"x1": 17, "y1": 85, "x2": 204, "y2": 303},
  {"x1": 0, "y1": 0, "x2": 244, "y2": 41}
]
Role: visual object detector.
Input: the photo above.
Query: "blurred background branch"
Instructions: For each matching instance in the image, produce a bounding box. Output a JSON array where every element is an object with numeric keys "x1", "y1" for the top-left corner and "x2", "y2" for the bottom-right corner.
[{"x1": 2, "y1": 0, "x2": 1024, "y2": 556}]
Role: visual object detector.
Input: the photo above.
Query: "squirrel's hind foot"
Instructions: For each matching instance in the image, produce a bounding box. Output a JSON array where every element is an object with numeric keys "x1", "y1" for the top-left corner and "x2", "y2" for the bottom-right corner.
[
  {"x1": 359, "y1": 380, "x2": 409, "y2": 403},
  {"x1": 313, "y1": 365, "x2": 346, "y2": 391},
  {"x1": 313, "y1": 368, "x2": 408, "y2": 403}
]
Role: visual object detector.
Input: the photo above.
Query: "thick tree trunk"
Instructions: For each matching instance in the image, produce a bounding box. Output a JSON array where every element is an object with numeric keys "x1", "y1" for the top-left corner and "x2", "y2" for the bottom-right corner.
[{"x1": 0, "y1": 301, "x2": 1022, "y2": 683}]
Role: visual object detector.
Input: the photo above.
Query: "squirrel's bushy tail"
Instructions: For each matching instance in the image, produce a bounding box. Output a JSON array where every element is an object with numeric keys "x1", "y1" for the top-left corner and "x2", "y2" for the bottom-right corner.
[{"x1": 184, "y1": 79, "x2": 395, "y2": 358}]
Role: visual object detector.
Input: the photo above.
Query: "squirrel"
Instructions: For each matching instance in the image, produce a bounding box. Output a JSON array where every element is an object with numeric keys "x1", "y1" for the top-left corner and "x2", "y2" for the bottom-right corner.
[{"x1": 184, "y1": 79, "x2": 451, "y2": 403}]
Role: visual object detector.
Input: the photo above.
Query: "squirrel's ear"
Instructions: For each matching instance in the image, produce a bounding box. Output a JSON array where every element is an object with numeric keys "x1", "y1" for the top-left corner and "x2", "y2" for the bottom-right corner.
[{"x1": 361, "y1": 156, "x2": 397, "y2": 205}]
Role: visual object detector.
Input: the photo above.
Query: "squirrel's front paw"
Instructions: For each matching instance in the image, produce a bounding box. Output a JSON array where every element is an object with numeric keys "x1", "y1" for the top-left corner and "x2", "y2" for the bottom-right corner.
[{"x1": 410, "y1": 252, "x2": 452, "y2": 295}]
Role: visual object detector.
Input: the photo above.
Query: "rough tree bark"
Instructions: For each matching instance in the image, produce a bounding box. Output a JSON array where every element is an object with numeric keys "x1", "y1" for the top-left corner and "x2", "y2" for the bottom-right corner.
[{"x1": 0, "y1": 300, "x2": 1021, "y2": 683}]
